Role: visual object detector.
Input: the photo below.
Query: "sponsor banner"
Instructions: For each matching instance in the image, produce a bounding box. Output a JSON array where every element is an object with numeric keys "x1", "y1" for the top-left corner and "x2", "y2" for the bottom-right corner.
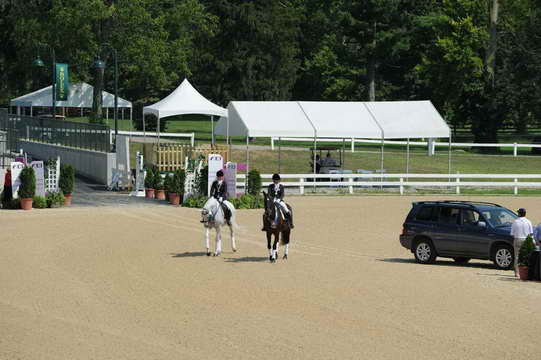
[
  {"x1": 55, "y1": 63, "x2": 69, "y2": 101},
  {"x1": 224, "y1": 162, "x2": 237, "y2": 198},
  {"x1": 10, "y1": 162, "x2": 24, "y2": 199},
  {"x1": 207, "y1": 154, "x2": 224, "y2": 196},
  {"x1": 30, "y1": 161, "x2": 46, "y2": 197}
]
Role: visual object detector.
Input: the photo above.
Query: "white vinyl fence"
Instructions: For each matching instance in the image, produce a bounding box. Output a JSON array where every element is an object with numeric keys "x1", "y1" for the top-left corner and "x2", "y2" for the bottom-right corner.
[
  {"x1": 115, "y1": 131, "x2": 195, "y2": 146},
  {"x1": 270, "y1": 137, "x2": 541, "y2": 157},
  {"x1": 234, "y1": 173, "x2": 541, "y2": 195}
]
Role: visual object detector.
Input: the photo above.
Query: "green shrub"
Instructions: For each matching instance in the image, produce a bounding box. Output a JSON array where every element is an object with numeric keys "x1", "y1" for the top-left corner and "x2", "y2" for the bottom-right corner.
[
  {"x1": 59, "y1": 164, "x2": 75, "y2": 195},
  {"x1": 171, "y1": 169, "x2": 186, "y2": 194},
  {"x1": 196, "y1": 166, "x2": 208, "y2": 196},
  {"x1": 229, "y1": 194, "x2": 264, "y2": 209},
  {"x1": 182, "y1": 195, "x2": 207, "y2": 208},
  {"x1": 46, "y1": 191, "x2": 65, "y2": 208},
  {"x1": 247, "y1": 169, "x2": 262, "y2": 196},
  {"x1": 154, "y1": 170, "x2": 164, "y2": 190},
  {"x1": 19, "y1": 166, "x2": 36, "y2": 199},
  {"x1": 144, "y1": 167, "x2": 154, "y2": 189},
  {"x1": 518, "y1": 235, "x2": 536, "y2": 266},
  {"x1": 33, "y1": 196, "x2": 47, "y2": 209},
  {"x1": 164, "y1": 173, "x2": 174, "y2": 193}
]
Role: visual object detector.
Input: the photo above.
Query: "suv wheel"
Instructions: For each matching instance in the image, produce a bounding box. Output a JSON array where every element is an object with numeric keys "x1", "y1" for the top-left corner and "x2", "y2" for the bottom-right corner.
[
  {"x1": 414, "y1": 239, "x2": 436, "y2": 264},
  {"x1": 493, "y1": 245, "x2": 513, "y2": 270},
  {"x1": 453, "y1": 257, "x2": 470, "y2": 264}
]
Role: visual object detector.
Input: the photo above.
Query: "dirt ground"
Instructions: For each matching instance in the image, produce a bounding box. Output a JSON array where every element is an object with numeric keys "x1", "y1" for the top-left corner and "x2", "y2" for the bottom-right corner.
[{"x1": 1, "y1": 196, "x2": 540, "y2": 360}]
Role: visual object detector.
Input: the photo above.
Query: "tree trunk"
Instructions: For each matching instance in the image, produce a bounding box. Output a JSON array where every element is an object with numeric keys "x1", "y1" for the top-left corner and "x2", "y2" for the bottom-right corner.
[
  {"x1": 368, "y1": 55, "x2": 376, "y2": 101},
  {"x1": 91, "y1": 65, "x2": 104, "y2": 123},
  {"x1": 486, "y1": 0, "x2": 499, "y2": 88}
]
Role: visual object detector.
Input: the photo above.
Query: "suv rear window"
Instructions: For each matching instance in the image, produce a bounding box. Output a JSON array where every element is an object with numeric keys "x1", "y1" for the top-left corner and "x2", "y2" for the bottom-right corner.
[{"x1": 415, "y1": 205, "x2": 437, "y2": 221}]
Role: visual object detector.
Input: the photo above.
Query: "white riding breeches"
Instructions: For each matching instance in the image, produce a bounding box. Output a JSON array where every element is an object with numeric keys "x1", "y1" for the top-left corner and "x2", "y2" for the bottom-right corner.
[{"x1": 274, "y1": 199, "x2": 289, "y2": 214}]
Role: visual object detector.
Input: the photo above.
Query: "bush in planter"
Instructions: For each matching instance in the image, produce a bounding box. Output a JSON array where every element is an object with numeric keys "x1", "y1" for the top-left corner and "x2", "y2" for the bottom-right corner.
[
  {"x1": 33, "y1": 196, "x2": 47, "y2": 209},
  {"x1": 19, "y1": 166, "x2": 36, "y2": 199},
  {"x1": 46, "y1": 191, "x2": 65, "y2": 208},
  {"x1": 182, "y1": 195, "x2": 207, "y2": 208},
  {"x1": 59, "y1": 164, "x2": 75, "y2": 195},
  {"x1": 154, "y1": 170, "x2": 164, "y2": 190},
  {"x1": 518, "y1": 235, "x2": 536, "y2": 267},
  {"x1": 229, "y1": 194, "x2": 264, "y2": 209},
  {"x1": 247, "y1": 169, "x2": 262, "y2": 196},
  {"x1": 164, "y1": 173, "x2": 174, "y2": 193},
  {"x1": 172, "y1": 169, "x2": 186, "y2": 195},
  {"x1": 196, "y1": 166, "x2": 208, "y2": 196},
  {"x1": 144, "y1": 167, "x2": 155, "y2": 189}
]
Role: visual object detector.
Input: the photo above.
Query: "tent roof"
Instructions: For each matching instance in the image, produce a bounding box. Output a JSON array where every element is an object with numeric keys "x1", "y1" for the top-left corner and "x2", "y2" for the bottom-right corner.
[
  {"x1": 214, "y1": 101, "x2": 316, "y2": 138},
  {"x1": 9, "y1": 82, "x2": 132, "y2": 108},
  {"x1": 364, "y1": 101, "x2": 449, "y2": 139},
  {"x1": 143, "y1": 79, "x2": 226, "y2": 119},
  {"x1": 215, "y1": 100, "x2": 449, "y2": 139}
]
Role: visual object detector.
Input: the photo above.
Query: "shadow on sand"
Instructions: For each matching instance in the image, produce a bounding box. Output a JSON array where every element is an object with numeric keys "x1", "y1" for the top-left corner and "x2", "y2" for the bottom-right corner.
[
  {"x1": 378, "y1": 257, "x2": 500, "y2": 270},
  {"x1": 224, "y1": 256, "x2": 269, "y2": 263},
  {"x1": 170, "y1": 251, "x2": 209, "y2": 258}
]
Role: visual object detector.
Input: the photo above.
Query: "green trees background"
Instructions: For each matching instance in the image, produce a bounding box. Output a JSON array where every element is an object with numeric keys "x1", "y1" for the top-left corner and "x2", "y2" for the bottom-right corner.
[{"x1": 1, "y1": 0, "x2": 540, "y2": 143}]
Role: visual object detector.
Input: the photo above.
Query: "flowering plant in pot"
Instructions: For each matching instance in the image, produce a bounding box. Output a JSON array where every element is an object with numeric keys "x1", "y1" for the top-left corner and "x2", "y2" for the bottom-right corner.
[
  {"x1": 169, "y1": 169, "x2": 185, "y2": 206},
  {"x1": 18, "y1": 166, "x2": 36, "y2": 210},
  {"x1": 59, "y1": 164, "x2": 75, "y2": 206},
  {"x1": 144, "y1": 167, "x2": 155, "y2": 198},
  {"x1": 154, "y1": 171, "x2": 166, "y2": 200},
  {"x1": 518, "y1": 235, "x2": 536, "y2": 280}
]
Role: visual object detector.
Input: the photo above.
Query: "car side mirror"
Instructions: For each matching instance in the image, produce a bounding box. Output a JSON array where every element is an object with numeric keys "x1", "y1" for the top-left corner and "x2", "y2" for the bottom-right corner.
[{"x1": 478, "y1": 221, "x2": 486, "y2": 228}]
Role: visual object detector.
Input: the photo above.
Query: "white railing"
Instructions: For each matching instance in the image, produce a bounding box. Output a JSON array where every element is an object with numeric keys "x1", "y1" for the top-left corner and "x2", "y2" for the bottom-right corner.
[
  {"x1": 234, "y1": 173, "x2": 541, "y2": 195},
  {"x1": 270, "y1": 137, "x2": 541, "y2": 157},
  {"x1": 116, "y1": 131, "x2": 195, "y2": 146}
]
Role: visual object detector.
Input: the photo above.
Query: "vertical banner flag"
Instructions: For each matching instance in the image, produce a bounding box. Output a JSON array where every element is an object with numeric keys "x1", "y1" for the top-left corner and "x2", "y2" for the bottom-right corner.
[
  {"x1": 224, "y1": 162, "x2": 237, "y2": 199},
  {"x1": 55, "y1": 63, "x2": 69, "y2": 101},
  {"x1": 10, "y1": 162, "x2": 24, "y2": 199},
  {"x1": 208, "y1": 154, "x2": 224, "y2": 196},
  {"x1": 30, "y1": 161, "x2": 46, "y2": 197}
]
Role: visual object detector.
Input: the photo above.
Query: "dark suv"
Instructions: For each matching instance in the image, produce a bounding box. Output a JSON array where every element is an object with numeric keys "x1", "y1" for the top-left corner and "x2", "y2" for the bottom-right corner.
[{"x1": 400, "y1": 201, "x2": 517, "y2": 270}]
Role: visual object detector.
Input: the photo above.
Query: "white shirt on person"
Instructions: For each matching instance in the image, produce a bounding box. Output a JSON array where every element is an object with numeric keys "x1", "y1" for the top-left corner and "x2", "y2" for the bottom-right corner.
[{"x1": 511, "y1": 217, "x2": 533, "y2": 239}]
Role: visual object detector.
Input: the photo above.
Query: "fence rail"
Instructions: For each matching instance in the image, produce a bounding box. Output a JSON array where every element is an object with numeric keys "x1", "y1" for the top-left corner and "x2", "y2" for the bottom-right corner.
[
  {"x1": 270, "y1": 137, "x2": 541, "y2": 156},
  {"x1": 233, "y1": 173, "x2": 541, "y2": 195},
  {"x1": 116, "y1": 131, "x2": 195, "y2": 146}
]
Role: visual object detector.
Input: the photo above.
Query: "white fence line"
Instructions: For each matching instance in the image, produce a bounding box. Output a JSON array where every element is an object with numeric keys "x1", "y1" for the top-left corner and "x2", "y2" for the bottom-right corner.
[
  {"x1": 270, "y1": 137, "x2": 541, "y2": 156},
  {"x1": 116, "y1": 131, "x2": 195, "y2": 146},
  {"x1": 234, "y1": 173, "x2": 541, "y2": 195}
]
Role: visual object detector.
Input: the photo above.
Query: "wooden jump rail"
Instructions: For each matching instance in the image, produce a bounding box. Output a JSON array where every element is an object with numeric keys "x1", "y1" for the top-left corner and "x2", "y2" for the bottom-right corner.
[{"x1": 154, "y1": 144, "x2": 229, "y2": 172}]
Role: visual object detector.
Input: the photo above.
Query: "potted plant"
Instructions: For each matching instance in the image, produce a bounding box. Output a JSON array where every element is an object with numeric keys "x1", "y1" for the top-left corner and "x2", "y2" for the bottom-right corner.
[
  {"x1": 59, "y1": 164, "x2": 75, "y2": 206},
  {"x1": 170, "y1": 169, "x2": 185, "y2": 206},
  {"x1": 19, "y1": 166, "x2": 36, "y2": 210},
  {"x1": 46, "y1": 191, "x2": 65, "y2": 208},
  {"x1": 164, "y1": 174, "x2": 173, "y2": 203},
  {"x1": 154, "y1": 170, "x2": 166, "y2": 200},
  {"x1": 518, "y1": 235, "x2": 536, "y2": 280},
  {"x1": 144, "y1": 167, "x2": 155, "y2": 198}
]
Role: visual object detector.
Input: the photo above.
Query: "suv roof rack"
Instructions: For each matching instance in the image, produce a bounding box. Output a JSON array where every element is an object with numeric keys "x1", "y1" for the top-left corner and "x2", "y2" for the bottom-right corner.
[{"x1": 413, "y1": 200, "x2": 502, "y2": 208}]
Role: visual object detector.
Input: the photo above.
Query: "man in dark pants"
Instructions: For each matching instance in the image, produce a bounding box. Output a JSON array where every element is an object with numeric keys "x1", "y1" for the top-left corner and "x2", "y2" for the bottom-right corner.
[{"x1": 209, "y1": 170, "x2": 231, "y2": 225}]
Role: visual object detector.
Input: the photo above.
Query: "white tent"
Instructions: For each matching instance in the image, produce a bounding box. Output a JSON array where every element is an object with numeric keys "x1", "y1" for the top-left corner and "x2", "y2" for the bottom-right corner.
[
  {"x1": 10, "y1": 82, "x2": 132, "y2": 118},
  {"x1": 142, "y1": 79, "x2": 227, "y2": 143},
  {"x1": 215, "y1": 100, "x2": 451, "y2": 177}
]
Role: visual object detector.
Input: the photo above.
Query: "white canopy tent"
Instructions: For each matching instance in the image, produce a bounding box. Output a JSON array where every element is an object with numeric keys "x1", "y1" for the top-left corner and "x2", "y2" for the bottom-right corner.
[
  {"x1": 142, "y1": 79, "x2": 227, "y2": 143},
  {"x1": 10, "y1": 82, "x2": 133, "y2": 119},
  {"x1": 215, "y1": 100, "x2": 451, "y2": 178}
]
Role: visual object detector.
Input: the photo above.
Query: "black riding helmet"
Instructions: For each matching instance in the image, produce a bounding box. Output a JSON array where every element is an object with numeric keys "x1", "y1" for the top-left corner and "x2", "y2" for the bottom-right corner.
[
  {"x1": 217, "y1": 170, "x2": 224, "y2": 177},
  {"x1": 272, "y1": 173, "x2": 281, "y2": 181}
]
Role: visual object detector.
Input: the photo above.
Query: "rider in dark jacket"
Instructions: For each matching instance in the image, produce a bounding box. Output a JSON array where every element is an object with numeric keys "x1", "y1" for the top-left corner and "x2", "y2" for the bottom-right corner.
[
  {"x1": 262, "y1": 173, "x2": 294, "y2": 230},
  {"x1": 209, "y1": 170, "x2": 231, "y2": 225}
]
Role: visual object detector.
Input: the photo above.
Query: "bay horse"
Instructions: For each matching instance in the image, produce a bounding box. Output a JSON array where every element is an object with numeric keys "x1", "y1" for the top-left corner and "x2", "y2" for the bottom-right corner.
[{"x1": 262, "y1": 191, "x2": 292, "y2": 263}]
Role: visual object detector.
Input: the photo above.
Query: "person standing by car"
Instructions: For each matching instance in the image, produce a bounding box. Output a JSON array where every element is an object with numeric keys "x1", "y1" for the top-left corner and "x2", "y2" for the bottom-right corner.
[{"x1": 510, "y1": 208, "x2": 533, "y2": 276}]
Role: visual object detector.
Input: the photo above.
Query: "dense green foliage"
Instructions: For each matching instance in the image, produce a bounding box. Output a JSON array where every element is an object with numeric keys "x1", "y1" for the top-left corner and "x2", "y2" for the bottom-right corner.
[
  {"x1": 2, "y1": 0, "x2": 541, "y2": 142},
  {"x1": 228, "y1": 194, "x2": 264, "y2": 209},
  {"x1": 246, "y1": 169, "x2": 262, "y2": 196},
  {"x1": 196, "y1": 166, "x2": 208, "y2": 196},
  {"x1": 46, "y1": 191, "x2": 65, "y2": 208},
  {"x1": 518, "y1": 234, "x2": 536, "y2": 267},
  {"x1": 19, "y1": 167, "x2": 36, "y2": 199},
  {"x1": 144, "y1": 167, "x2": 154, "y2": 189},
  {"x1": 32, "y1": 196, "x2": 48, "y2": 209},
  {"x1": 171, "y1": 169, "x2": 186, "y2": 194},
  {"x1": 59, "y1": 164, "x2": 75, "y2": 195},
  {"x1": 182, "y1": 195, "x2": 207, "y2": 208}
]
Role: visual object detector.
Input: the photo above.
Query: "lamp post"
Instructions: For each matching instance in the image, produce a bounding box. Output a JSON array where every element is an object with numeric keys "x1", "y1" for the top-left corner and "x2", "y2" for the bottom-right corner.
[
  {"x1": 94, "y1": 45, "x2": 118, "y2": 152},
  {"x1": 33, "y1": 44, "x2": 56, "y2": 119}
]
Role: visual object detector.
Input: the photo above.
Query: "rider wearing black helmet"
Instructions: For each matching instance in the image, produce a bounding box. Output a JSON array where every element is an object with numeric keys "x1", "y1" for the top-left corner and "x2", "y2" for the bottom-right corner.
[
  {"x1": 209, "y1": 170, "x2": 231, "y2": 225},
  {"x1": 263, "y1": 173, "x2": 294, "y2": 229}
]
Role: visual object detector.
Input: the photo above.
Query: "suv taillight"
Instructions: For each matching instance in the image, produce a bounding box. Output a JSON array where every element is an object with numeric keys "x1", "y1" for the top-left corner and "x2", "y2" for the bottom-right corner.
[{"x1": 401, "y1": 226, "x2": 407, "y2": 236}]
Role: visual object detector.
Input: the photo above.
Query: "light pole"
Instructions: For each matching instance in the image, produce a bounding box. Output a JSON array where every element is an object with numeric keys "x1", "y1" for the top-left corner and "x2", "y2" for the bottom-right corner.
[
  {"x1": 33, "y1": 44, "x2": 56, "y2": 119},
  {"x1": 94, "y1": 44, "x2": 118, "y2": 152}
]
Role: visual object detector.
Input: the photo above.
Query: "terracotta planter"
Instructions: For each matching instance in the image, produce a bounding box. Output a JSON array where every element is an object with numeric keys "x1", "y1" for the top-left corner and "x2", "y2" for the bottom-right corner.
[
  {"x1": 170, "y1": 193, "x2": 180, "y2": 206},
  {"x1": 145, "y1": 189, "x2": 155, "y2": 198},
  {"x1": 518, "y1": 266, "x2": 529, "y2": 280},
  {"x1": 64, "y1": 194, "x2": 72, "y2": 206},
  {"x1": 155, "y1": 189, "x2": 166, "y2": 200},
  {"x1": 21, "y1": 198, "x2": 33, "y2": 211}
]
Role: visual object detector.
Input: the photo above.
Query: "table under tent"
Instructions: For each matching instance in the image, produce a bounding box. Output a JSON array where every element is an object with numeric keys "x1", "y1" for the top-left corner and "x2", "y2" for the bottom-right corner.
[
  {"x1": 214, "y1": 101, "x2": 451, "y2": 183},
  {"x1": 142, "y1": 78, "x2": 227, "y2": 144}
]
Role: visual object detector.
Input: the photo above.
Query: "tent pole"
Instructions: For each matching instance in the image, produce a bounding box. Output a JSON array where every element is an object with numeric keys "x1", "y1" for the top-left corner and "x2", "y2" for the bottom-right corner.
[
  {"x1": 211, "y1": 115, "x2": 215, "y2": 146},
  {"x1": 157, "y1": 117, "x2": 160, "y2": 146},
  {"x1": 246, "y1": 135, "x2": 249, "y2": 194},
  {"x1": 313, "y1": 136, "x2": 317, "y2": 191},
  {"x1": 142, "y1": 111, "x2": 146, "y2": 144},
  {"x1": 226, "y1": 114, "x2": 230, "y2": 160},
  {"x1": 380, "y1": 137, "x2": 384, "y2": 189},
  {"x1": 342, "y1": 138, "x2": 345, "y2": 170},
  {"x1": 406, "y1": 138, "x2": 410, "y2": 179},
  {"x1": 448, "y1": 132, "x2": 452, "y2": 183},
  {"x1": 278, "y1": 137, "x2": 281, "y2": 173}
]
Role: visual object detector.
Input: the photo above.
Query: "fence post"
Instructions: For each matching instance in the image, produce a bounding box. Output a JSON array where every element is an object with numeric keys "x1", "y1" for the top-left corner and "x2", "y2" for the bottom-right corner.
[
  {"x1": 26, "y1": 125, "x2": 29, "y2": 140},
  {"x1": 514, "y1": 178, "x2": 518, "y2": 195},
  {"x1": 513, "y1": 143, "x2": 517, "y2": 157},
  {"x1": 300, "y1": 178, "x2": 305, "y2": 195},
  {"x1": 400, "y1": 177, "x2": 404, "y2": 195},
  {"x1": 351, "y1": 138, "x2": 355, "y2": 153},
  {"x1": 348, "y1": 177, "x2": 353, "y2": 194},
  {"x1": 271, "y1": 138, "x2": 274, "y2": 150},
  {"x1": 456, "y1": 174, "x2": 460, "y2": 195}
]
